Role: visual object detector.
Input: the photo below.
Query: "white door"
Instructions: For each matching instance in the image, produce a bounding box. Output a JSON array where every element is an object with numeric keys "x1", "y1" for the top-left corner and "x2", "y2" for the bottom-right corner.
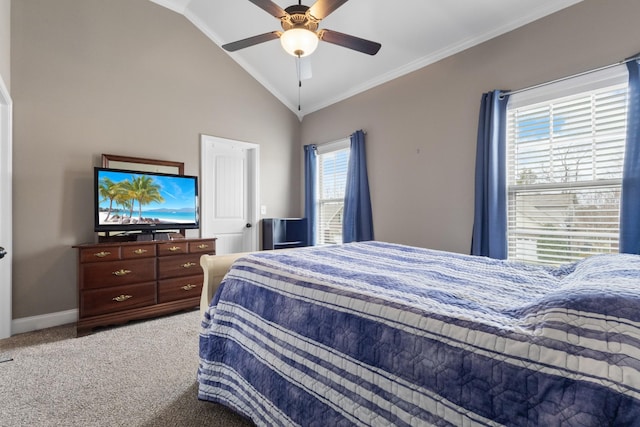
[
  {"x1": 200, "y1": 135, "x2": 260, "y2": 255},
  {"x1": 0, "y1": 76, "x2": 12, "y2": 339}
]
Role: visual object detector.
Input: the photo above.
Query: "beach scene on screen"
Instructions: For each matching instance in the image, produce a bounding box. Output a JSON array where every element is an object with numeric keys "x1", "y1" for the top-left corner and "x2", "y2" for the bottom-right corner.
[{"x1": 97, "y1": 170, "x2": 197, "y2": 225}]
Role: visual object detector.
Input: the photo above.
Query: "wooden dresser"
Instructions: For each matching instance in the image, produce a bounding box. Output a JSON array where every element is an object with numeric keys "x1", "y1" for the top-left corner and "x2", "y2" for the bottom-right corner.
[{"x1": 74, "y1": 238, "x2": 215, "y2": 336}]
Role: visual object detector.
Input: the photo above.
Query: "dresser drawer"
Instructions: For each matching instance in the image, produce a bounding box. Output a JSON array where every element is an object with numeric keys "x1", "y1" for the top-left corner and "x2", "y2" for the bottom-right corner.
[
  {"x1": 188, "y1": 239, "x2": 216, "y2": 254},
  {"x1": 157, "y1": 241, "x2": 188, "y2": 256},
  {"x1": 158, "y1": 254, "x2": 201, "y2": 279},
  {"x1": 81, "y1": 258, "x2": 156, "y2": 289},
  {"x1": 158, "y1": 275, "x2": 203, "y2": 303},
  {"x1": 80, "y1": 282, "x2": 156, "y2": 317},
  {"x1": 79, "y1": 246, "x2": 121, "y2": 263},
  {"x1": 121, "y1": 243, "x2": 156, "y2": 259}
]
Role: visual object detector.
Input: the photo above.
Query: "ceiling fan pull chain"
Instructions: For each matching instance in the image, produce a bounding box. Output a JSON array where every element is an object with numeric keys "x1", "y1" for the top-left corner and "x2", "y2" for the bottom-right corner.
[{"x1": 297, "y1": 54, "x2": 302, "y2": 111}]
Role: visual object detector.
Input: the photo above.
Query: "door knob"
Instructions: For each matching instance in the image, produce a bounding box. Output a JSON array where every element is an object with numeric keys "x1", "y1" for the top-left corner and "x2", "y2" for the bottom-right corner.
[
  {"x1": 245, "y1": 223, "x2": 252, "y2": 228},
  {"x1": 0, "y1": 247, "x2": 6, "y2": 259}
]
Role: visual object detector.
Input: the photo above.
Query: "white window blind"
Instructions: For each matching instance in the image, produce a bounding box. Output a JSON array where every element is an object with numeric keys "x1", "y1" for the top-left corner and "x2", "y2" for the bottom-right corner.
[
  {"x1": 506, "y1": 69, "x2": 628, "y2": 265},
  {"x1": 317, "y1": 139, "x2": 350, "y2": 245}
]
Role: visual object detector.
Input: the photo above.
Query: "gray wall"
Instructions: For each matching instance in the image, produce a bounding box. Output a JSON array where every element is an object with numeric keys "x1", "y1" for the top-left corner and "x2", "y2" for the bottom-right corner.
[
  {"x1": 301, "y1": 0, "x2": 640, "y2": 255},
  {"x1": 11, "y1": 0, "x2": 301, "y2": 319},
  {"x1": 0, "y1": 0, "x2": 9, "y2": 88}
]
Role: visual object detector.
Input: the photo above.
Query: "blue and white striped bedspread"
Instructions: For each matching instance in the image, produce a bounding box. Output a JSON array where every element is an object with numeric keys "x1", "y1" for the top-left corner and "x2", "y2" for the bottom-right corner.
[{"x1": 197, "y1": 241, "x2": 640, "y2": 426}]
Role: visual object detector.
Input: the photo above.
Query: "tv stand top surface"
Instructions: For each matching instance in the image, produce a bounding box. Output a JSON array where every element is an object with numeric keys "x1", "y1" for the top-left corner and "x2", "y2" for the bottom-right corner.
[
  {"x1": 96, "y1": 231, "x2": 186, "y2": 244},
  {"x1": 74, "y1": 236, "x2": 215, "y2": 249},
  {"x1": 73, "y1": 233, "x2": 208, "y2": 248}
]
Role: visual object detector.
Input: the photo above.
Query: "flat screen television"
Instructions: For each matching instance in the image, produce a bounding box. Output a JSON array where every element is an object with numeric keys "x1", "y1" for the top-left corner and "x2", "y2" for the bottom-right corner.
[{"x1": 94, "y1": 167, "x2": 199, "y2": 234}]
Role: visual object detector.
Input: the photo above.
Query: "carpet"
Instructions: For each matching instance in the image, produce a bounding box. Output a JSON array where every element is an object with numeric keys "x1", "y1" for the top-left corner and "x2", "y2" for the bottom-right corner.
[{"x1": 0, "y1": 310, "x2": 254, "y2": 427}]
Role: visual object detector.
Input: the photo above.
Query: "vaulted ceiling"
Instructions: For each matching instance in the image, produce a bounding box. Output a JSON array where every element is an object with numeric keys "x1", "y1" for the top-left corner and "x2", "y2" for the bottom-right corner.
[{"x1": 151, "y1": 0, "x2": 583, "y2": 119}]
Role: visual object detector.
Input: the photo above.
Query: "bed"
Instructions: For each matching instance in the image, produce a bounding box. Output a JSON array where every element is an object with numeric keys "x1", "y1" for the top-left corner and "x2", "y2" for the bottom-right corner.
[{"x1": 197, "y1": 241, "x2": 640, "y2": 426}]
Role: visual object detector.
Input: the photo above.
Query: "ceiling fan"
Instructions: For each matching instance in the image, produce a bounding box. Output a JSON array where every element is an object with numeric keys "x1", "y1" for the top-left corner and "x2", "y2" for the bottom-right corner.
[{"x1": 222, "y1": 0, "x2": 382, "y2": 58}]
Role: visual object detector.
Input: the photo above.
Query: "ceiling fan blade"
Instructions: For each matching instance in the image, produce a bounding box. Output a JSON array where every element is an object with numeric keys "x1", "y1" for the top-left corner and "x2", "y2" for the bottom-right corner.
[
  {"x1": 308, "y1": 0, "x2": 349, "y2": 20},
  {"x1": 318, "y1": 29, "x2": 381, "y2": 55},
  {"x1": 248, "y1": 0, "x2": 288, "y2": 19},
  {"x1": 222, "y1": 31, "x2": 281, "y2": 52}
]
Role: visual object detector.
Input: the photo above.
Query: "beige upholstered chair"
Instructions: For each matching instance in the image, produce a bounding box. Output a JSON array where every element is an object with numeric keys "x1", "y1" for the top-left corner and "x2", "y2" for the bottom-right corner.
[{"x1": 199, "y1": 252, "x2": 252, "y2": 316}]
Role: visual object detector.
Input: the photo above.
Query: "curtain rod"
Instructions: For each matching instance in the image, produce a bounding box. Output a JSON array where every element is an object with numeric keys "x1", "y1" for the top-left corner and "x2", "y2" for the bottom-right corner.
[
  {"x1": 315, "y1": 130, "x2": 366, "y2": 147},
  {"x1": 500, "y1": 54, "x2": 640, "y2": 99}
]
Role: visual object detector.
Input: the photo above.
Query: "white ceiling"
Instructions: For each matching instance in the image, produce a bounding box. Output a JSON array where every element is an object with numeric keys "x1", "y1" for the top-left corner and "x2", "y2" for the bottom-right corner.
[{"x1": 151, "y1": 0, "x2": 583, "y2": 119}]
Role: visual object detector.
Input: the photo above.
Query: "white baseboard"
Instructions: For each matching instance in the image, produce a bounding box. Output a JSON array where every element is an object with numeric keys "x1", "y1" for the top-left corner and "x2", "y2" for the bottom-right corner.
[{"x1": 11, "y1": 309, "x2": 78, "y2": 335}]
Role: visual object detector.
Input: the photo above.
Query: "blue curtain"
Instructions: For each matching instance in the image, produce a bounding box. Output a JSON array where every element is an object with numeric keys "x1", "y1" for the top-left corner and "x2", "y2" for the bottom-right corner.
[
  {"x1": 471, "y1": 90, "x2": 510, "y2": 259},
  {"x1": 343, "y1": 130, "x2": 374, "y2": 243},
  {"x1": 304, "y1": 144, "x2": 318, "y2": 246},
  {"x1": 620, "y1": 56, "x2": 640, "y2": 254}
]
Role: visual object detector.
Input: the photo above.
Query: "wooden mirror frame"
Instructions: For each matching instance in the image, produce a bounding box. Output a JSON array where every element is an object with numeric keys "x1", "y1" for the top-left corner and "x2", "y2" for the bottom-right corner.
[{"x1": 101, "y1": 154, "x2": 184, "y2": 175}]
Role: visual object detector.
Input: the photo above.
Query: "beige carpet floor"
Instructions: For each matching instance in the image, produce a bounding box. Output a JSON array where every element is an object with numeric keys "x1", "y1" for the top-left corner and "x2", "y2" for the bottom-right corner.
[{"x1": 0, "y1": 310, "x2": 254, "y2": 427}]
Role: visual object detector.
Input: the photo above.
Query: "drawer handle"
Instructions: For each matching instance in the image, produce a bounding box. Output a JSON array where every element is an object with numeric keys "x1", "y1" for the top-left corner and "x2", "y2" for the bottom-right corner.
[
  {"x1": 181, "y1": 262, "x2": 197, "y2": 269},
  {"x1": 168, "y1": 246, "x2": 182, "y2": 252},
  {"x1": 94, "y1": 251, "x2": 111, "y2": 258},
  {"x1": 133, "y1": 248, "x2": 148, "y2": 255},
  {"x1": 197, "y1": 244, "x2": 209, "y2": 249},
  {"x1": 181, "y1": 284, "x2": 197, "y2": 291},
  {"x1": 112, "y1": 269, "x2": 132, "y2": 276},
  {"x1": 112, "y1": 294, "x2": 132, "y2": 302}
]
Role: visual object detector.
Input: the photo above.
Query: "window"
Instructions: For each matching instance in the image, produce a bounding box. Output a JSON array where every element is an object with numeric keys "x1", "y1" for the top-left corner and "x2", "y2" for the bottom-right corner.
[
  {"x1": 317, "y1": 139, "x2": 350, "y2": 245},
  {"x1": 506, "y1": 67, "x2": 628, "y2": 265}
]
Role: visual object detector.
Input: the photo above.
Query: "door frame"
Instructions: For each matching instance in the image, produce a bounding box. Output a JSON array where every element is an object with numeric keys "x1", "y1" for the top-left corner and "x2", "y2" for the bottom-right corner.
[
  {"x1": 200, "y1": 134, "x2": 260, "y2": 253},
  {"x1": 0, "y1": 75, "x2": 12, "y2": 339}
]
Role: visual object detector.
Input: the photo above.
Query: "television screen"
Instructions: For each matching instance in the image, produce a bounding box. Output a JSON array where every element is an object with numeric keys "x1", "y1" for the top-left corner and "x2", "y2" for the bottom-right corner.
[{"x1": 94, "y1": 167, "x2": 199, "y2": 233}]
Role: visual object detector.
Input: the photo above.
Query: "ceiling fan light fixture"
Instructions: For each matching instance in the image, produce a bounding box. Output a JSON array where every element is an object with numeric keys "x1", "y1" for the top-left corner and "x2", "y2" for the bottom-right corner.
[{"x1": 280, "y1": 28, "x2": 318, "y2": 57}]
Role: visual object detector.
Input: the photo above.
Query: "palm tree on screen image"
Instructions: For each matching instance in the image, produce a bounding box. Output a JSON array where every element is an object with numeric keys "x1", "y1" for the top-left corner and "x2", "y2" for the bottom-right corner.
[
  {"x1": 98, "y1": 177, "x2": 121, "y2": 222},
  {"x1": 128, "y1": 175, "x2": 164, "y2": 220},
  {"x1": 117, "y1": 196, "x2": 134, "y2": 221}
]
